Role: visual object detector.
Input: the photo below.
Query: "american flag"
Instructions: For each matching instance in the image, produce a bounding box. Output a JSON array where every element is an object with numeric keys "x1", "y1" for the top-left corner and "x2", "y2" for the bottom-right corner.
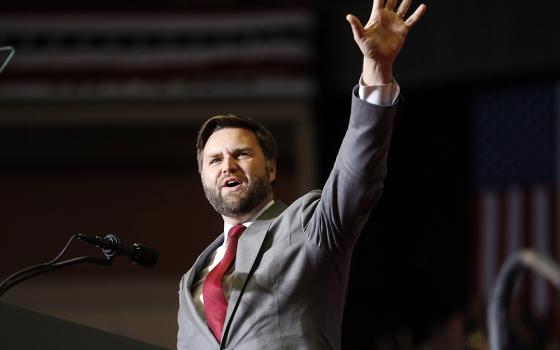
[{"x1": 472, "y1": 79, "x2": 560, "y2": 317}]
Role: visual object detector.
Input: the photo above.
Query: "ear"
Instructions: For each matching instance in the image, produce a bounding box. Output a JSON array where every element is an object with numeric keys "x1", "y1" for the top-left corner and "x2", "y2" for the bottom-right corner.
[{"x1": 266, "y1": 159, "x2": 277, "y2": 183}]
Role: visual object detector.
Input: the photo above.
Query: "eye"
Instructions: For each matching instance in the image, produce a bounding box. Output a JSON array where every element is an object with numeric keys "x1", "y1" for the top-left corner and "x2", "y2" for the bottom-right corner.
[
  {"x1": 237, "y1": 152, "x2": 252, "y2": 159},
  {"x1": 208, "y1": 158, "x2": 221, "y2": 165}
]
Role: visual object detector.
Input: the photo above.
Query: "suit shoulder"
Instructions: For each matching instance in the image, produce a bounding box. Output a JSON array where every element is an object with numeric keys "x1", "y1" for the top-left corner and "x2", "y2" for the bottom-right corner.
[{"x1": 272, "y1": 189, "x2": 322, "y2": 224}]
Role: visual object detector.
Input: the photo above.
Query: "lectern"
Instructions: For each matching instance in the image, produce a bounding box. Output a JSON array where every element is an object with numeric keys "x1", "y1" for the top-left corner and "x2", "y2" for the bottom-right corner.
[{"x1": 0, "y1": 302, "x2": 169, "y2": 350}]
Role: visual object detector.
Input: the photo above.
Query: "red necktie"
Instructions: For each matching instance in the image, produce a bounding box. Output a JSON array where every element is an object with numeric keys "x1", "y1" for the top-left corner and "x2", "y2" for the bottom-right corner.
[{"x1": 203, "y1": 224, "x2": 246, "y2": 342}]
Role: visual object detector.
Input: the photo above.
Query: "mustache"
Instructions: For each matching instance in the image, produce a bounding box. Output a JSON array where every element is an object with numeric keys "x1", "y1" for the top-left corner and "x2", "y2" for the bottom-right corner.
[{"x1": 217, "y1": 173, "x2": 247, "y2": 187}]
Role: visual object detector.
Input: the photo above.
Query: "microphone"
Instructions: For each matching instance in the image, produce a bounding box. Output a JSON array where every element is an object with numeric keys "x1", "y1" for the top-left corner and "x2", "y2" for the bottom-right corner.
[{"x1": 76, "y1": 233, "x2": 158, "y2": 268}]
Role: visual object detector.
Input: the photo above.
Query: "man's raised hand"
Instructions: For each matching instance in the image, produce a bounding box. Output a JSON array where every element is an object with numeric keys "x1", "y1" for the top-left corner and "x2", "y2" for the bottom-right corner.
[{"x1": 346, "y1": 0, "x2": 427, "y2": 85}]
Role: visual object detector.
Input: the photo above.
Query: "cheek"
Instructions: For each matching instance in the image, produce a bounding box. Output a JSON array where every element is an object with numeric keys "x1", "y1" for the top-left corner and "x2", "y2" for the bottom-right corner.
[
  {"x1": 247, "y1": 165, "x2": 266, "y2": 179},
  {"x1": 201, "y1": 171, "x2": 217, "y2": 187}
]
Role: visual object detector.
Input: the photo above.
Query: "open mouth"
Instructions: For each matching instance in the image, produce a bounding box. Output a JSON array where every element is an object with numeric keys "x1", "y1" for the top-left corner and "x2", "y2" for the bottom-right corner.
[
  {"x1": 224, "y1": 179, "x2": 241, "y2": 187},
  {"x1": 222, "y1": 177, "x2": 243, "y2": 191}
]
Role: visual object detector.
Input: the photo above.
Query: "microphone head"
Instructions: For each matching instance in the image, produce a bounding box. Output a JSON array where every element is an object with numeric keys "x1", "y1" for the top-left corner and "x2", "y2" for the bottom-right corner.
[
  {"x1": 77, "y1": 233, "x2": 158, "y2": 268},
  {"x1": 132, "y1": 244, "x2": 159, "y2": 268},
  {"x1": 101, "y1": 234, "x2": 120, "y2": 261}
]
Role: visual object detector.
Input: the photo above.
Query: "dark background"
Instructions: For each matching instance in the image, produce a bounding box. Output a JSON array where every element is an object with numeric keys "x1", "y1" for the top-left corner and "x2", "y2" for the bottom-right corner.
[{"x1": 2, "y1": 0, "x2": 560, "y2": 348}]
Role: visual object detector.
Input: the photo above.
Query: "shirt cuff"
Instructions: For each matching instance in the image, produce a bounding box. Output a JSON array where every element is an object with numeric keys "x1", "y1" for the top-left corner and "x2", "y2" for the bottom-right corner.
[{"x1": 358, "y1": 75, "x2": 400, "y2": 106}]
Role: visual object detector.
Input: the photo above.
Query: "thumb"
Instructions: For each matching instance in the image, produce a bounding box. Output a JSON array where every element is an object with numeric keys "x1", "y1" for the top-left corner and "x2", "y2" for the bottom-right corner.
[{"x1": 346, "y1": 14, "x2": 364, "y2": 41}]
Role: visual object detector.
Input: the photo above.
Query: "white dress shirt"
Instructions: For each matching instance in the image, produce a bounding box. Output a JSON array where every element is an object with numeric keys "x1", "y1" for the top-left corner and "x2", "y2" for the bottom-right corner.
[{"x1": 191, "y1": 200, "x2": 275, "y2": 319}]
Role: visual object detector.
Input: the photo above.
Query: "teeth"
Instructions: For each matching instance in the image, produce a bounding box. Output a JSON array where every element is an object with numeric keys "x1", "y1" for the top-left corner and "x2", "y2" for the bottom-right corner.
[{"x1": 225, "y1": 180, "x2": 240, "y2": 187}]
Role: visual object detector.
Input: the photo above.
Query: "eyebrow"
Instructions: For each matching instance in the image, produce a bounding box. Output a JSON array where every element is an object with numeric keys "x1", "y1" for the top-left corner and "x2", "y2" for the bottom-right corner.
[{"x1": 204, "y1": 146, "x2": 256, "y2": 160}]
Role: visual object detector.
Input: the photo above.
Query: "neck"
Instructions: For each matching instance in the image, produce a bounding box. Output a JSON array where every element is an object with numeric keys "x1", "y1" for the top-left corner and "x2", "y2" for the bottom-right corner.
[{"x1": 222, "y1": 195, "x2": 274, "y2": 225}]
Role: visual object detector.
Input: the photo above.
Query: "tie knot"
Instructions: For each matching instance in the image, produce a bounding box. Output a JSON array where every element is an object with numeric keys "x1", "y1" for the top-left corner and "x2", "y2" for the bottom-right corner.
[{"x1": 228, "y1": 224, "x2": 246, "y2": 240}]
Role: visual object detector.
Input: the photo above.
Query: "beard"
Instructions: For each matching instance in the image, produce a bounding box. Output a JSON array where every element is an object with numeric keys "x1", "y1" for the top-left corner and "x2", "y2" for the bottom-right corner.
[{"x1": 203, "y1": 172, "x2": 273, "y2": 218}]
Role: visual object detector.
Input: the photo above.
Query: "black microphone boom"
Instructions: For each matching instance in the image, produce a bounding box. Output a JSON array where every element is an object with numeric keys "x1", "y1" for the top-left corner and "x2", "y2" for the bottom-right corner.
[{"x1": 76, "y1": 233, "x2": 158, "y2": 268}]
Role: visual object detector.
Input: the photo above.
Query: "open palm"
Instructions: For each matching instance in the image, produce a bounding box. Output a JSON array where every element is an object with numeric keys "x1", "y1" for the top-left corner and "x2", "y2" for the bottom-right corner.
[{"x1": 347, "y1": 0, "x2": 426, "y2": 83}]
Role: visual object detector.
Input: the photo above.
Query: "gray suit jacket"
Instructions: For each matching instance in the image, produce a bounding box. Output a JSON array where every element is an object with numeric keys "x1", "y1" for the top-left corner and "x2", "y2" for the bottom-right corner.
[{"x1": 177, "y1": 87, "x2": 398, "y2": 350}]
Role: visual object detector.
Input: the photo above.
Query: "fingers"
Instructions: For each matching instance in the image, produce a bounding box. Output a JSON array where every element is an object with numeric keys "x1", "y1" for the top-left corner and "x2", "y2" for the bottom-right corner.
[
  {"x1": 370, "y1": 0, "x2": 384, "y2": 18},
  {"x1": 385, "y1": 0, "x2": 397, "y2": 11},
  {"x1": 370, "y1": 0, "x2": 426, "y2": 24},
  {"x1": 396, "y1": 0, "x2": 412, "y2": 17},
  {"x1": 364, "y1": 0, "x2": 427, "y2": 29},
  {"x1": 404, "y1": 3, "x2": 427, "y2": 28},
  {"x1": 346, "y1": 14, "x2": 365, "y2": 41}
]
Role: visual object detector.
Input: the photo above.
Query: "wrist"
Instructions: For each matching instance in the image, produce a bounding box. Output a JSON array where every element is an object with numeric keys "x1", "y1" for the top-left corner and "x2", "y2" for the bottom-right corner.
[{"x1": 362, "y1": 58, "x2": 393, "y2": 85}]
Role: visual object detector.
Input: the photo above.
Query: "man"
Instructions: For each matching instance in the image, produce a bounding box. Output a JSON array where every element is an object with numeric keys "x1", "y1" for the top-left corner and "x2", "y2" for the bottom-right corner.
[{"x1": 177, "y1": 0, "x2": 427, "y2": 349}]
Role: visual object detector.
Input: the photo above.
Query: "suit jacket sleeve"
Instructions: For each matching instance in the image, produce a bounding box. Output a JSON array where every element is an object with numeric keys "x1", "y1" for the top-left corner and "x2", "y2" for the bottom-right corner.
[{"x1": 303, "y1": 85, "x2": 398, "y2": 255}]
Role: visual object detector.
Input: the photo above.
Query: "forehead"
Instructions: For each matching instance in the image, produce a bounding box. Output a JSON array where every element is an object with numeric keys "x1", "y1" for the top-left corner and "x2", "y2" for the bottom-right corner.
[{"x1": 203, "y1": 127, "x2": 260, "y2": 155}]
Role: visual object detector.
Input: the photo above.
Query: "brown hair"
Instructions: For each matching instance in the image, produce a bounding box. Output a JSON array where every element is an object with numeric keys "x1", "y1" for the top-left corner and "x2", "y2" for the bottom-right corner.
[{"x1": 196, "y1": 114, "x2": 277, "y2": 172}]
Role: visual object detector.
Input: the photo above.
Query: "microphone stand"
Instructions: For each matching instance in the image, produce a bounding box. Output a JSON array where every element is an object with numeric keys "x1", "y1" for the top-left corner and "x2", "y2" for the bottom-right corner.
[{"x1": 0, "y1": 234, "x2": 112, "y2": 297}]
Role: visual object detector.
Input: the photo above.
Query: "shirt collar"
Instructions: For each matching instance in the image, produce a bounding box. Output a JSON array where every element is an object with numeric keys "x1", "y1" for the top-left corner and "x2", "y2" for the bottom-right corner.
[{"x1": 223, "y1": 200, "x2": 275, "y2": 243}]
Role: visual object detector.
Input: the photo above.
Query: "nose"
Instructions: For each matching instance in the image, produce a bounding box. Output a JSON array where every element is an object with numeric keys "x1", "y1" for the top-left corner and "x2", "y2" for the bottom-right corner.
[{"x1": 221, "y1": 156, "x2": 238, "y2": 174}]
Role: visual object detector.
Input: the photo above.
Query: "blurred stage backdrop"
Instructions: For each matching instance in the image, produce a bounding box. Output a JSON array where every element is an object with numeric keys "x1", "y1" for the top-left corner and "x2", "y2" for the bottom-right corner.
[{"x1": 1, "y1": 1, "x2": 560, "y2": 349}]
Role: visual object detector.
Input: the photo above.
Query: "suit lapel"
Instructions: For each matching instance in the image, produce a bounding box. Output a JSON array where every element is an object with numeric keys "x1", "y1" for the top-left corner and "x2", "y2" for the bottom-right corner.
[
  {"x1": 221, "y1": 201, "x2": 287, "y2": 344},
  {"x1": 186, "y1": 234, "x2": 224, "y2": 289},
  {"x1": 185, "y1": 234, "x2": 225, "y2": 346}
]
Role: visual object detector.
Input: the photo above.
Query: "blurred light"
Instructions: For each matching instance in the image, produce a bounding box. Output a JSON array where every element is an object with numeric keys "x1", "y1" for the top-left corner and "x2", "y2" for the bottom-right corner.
[{"x1": 466, "y1": 330, "x2": 487, "y2": 350}]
